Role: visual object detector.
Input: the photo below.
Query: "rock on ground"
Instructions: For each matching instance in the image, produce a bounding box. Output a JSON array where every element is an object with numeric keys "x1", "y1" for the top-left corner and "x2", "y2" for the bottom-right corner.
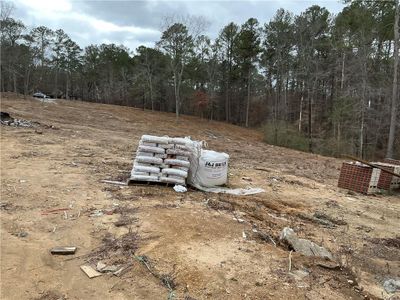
[{"x1": 280, "y1": 227, "x2": 333, "y2": 260}]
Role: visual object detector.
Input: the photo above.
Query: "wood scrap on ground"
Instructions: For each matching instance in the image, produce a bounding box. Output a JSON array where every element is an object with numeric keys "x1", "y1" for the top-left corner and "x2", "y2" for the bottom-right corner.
[
  {"x1": 50, "y1": 247, "x2": 77, "y2": 255},
  {"x1": 80, "y1": 265, "x2": 102, "y2": 278}
]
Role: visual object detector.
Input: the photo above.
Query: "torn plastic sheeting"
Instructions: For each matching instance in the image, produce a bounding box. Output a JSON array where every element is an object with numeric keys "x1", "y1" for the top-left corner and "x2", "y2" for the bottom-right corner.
[{"x1": 191, "y1": 183, "x2": 264, "y2": 195}]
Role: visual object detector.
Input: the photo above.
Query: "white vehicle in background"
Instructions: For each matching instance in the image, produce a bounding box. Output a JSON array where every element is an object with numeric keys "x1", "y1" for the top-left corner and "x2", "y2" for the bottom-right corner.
[
  {"x1": 33, "y1": 92, "x2": 49, "y2": 99},
  {"x1": 33, "y1": 92, "x2": 57, "y2": 103}
]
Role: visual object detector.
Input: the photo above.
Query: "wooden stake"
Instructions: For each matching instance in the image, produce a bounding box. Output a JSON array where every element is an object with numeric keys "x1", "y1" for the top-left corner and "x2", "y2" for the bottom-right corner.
[{"x1": 343, "y1": 155, "x2": 400, "y2": 179}]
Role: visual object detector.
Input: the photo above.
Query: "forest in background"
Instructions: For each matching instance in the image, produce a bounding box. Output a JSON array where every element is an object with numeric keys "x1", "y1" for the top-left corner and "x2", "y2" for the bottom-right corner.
[{"x1": 1, "y1": 0, "x2": 399, "y2": 159}]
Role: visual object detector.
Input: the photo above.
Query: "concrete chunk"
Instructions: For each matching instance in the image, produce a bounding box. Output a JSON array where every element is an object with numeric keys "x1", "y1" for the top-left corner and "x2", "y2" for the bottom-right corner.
[{"x1": 280, "y1": 227, "x2": 333, "y2": 260}]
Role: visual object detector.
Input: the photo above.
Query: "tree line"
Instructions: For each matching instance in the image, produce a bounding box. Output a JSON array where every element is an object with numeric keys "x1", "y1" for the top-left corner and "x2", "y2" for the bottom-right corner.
[{"x1": 1, "y1": 0, "x2": 399, "y2": 159}]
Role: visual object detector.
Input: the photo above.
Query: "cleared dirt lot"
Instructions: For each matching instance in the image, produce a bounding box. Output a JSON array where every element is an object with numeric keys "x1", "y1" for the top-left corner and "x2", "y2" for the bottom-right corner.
[{"x1": 1, "y1": 94, "x2": 399, "y2": 300}]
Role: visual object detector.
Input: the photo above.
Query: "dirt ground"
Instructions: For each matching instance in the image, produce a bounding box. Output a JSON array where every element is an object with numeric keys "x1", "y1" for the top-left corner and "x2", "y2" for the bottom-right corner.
[{"x1": 1, "y1": 94, "x2": 399, "y2": 300}]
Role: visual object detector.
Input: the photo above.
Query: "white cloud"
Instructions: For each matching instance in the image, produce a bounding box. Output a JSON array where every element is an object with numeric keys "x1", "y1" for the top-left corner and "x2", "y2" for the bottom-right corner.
[
  {"x1": 13, "y1": 0, "x2": 160, "y2": 50},
  {"x1": 15, "y1": 0, "x2": 159, "y2": 36},
  {"x1": 12, "y1": 0, "x2": 344, "y2": 52},
  {"x1": 85, "y1": 17, "x2": 159, "y2": 36},
  {"x1": 16, "y1": 0, "x2": 72, "y2": 14}
]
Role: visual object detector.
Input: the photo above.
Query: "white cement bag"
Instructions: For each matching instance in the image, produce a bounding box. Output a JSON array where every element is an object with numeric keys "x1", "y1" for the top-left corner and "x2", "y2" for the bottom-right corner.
[
  {"x1": 158, "y1": 144, "x2": 174, "y2": 149},
  {"x1": 160, "y1": 176, "x2": 185, "y2": 185},
  {"x1": 131, "y1": 174, "x2": 159, "y2": 182},
  {"x1": 162, "y1": 168, "x2": 188, "y2": 178},
  {"x1": 142, "y1": 135, "x2": 170, "y2": 144},
  {"x1": 138, "y1": 145, "x2": 166, "y2": 154},
  {"x1": 136, "y1": 152, "x2": 154, "y2": 157},
  {"x1": 185, "y1": 140, "x2": 264, "y2": 195},
  {"x1": 197, "y1": 150, "x2": 229, "y2": 187},
  {"x1": 169, "y1": 137, "x2": 190, "y2": 145},
  {"x1": 134, "y1": 165, "x2": 161, "y2": 174},
  {"x1": 164, "y1": 159, "x2": 190, "y2": 168},
  {"x1": 175, "y1": 144, "x2": 190, "y2": 151},
  {"x1": 136, "y1": 156, "x2": 163, "y2": 165},
  {"x1": 176, "y1": 156, "x2": 189, "y2": 162},
  {"x1": 130, "y1": 170, "x2": 148, "y2": 176},
  {"x1": 140, "y1": 142, "x2": 157, "y2": 147},
  {"x1": 177, "y1": 166, "x2": 189, "y2": 171},
  {"x1": 166, "y1": 149, "x2": 191, "y2": 156}
]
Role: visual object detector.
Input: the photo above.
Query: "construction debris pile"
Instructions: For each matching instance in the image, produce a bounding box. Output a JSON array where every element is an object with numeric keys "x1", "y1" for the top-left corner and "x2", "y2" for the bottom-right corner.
[
  {"x1": 0, "y1": 112, "x2": 34, "y2": 127},
  {"x1": 128, "y1": 134, "x2": 265, "y2": 195},
  {"x1": 338, "y1": 159, "x2": 400, "y2": 194},
  {"x1": 130, "y1": 135, "x2": 191, "y2": 185}
]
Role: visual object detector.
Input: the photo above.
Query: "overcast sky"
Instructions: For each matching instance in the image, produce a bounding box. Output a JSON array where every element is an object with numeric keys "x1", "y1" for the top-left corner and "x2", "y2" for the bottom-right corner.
[{"x1": 12, "y1": 0, "x2": 344, "y2": 53}]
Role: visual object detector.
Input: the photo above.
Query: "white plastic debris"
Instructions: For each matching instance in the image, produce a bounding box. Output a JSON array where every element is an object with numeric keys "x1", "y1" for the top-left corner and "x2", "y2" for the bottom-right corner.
[
  {"x1": 90, "y1": 210, "x2": 104, "y2": 217},
  {"x1": 96, "y1": 261, "x2": 106, "y2": 272},
  {"x1": 383, "y1": 278, "x2": 400, "y2": 293},
  {"x1": 193, "y1": 186, "x2": 264, "y2": 195},
  {"x1": 173, "y1": 185, "x2": 187, "y2": 193}
]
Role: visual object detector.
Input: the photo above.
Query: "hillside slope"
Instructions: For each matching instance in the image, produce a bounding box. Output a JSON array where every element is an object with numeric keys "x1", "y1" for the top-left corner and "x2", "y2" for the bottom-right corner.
[{"x1": 1, "y1": 94, "x2": 399, "y2": 300}]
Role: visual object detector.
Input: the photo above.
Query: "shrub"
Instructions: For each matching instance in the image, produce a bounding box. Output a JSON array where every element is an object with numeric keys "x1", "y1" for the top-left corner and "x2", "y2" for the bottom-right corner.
[
  {"x1": 262, "y1": 121, "x2": 358, "y2": 158},
  {"x1": 262, "y1": 121, "x2": 309, "y2": 152}
]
